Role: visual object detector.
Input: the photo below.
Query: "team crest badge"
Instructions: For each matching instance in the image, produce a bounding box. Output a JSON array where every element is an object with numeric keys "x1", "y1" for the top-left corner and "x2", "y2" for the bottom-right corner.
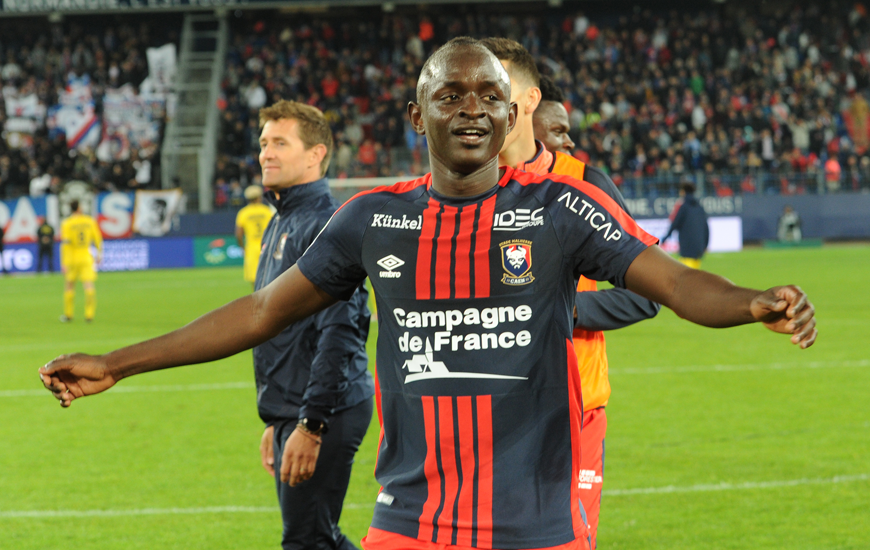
[
  {"x1": 273, "y1": 232, "x2": 289, "y2": 260},
  {"x1": 500, "y1": 239, "x2": 535, "y2": 285}
]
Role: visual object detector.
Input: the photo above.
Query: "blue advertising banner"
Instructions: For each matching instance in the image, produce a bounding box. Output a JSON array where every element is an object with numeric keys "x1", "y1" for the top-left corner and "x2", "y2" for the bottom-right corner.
[
  {"x1": 99, "y1": 237, "x2": 193, "y2": 271},
  {"x1": 2, "y1": 237, "x2": 192, "y2": 273}
]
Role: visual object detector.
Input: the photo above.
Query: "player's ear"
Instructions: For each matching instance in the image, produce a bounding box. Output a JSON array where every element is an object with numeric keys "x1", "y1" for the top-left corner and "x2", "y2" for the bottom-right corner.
[
  {"x1": 408, "y1": 101, "x2": 425, "y2": 135},
  {"x1": 526, "y1": 87, "x2": 542, "y2": 115},
  {"x1": 506, "y1": 102, "x2": 518, "y2": 135},
  {"x1": 309, "y1": 143, "x2": 328, "y2": 168}
]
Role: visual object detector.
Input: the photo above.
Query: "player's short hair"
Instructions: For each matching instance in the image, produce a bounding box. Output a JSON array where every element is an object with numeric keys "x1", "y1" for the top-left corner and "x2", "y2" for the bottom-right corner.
[
  {"x1": 70, "y1": 199, "x2": 80, "y2": 212},
  {"x1": 417, "y1": 36, "x2": 491, "y2": 103},
  {"x1": 244, "y1": 185, "x2": 263, "y2": 200},
  {"x1": 259, "y1": 100, "x2": 334, "y2": 177},
  {"x1": 538, "y1": 75, "x2": 565, "y2": 103},
  {"x1": 479, "y1": 37, "x2": 540, "y2": 88},
  {"x1": 681, "y1": 182, "x2": 696, "y2": 195}
]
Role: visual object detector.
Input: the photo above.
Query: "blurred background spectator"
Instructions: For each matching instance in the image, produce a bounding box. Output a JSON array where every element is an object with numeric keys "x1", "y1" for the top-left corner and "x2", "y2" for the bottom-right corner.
[{"x1": 0, "y1": 14, "x2": 180, "y2": 199}]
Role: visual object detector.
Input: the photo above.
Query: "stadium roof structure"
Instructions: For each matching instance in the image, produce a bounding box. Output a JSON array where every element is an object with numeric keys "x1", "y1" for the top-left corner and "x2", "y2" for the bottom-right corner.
[{"x1": 0, "y1": 0, "x2": 618, "y2": 17}]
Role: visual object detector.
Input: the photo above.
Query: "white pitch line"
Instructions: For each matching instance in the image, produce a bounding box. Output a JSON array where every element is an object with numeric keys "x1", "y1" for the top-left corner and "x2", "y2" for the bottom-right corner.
[
  {"x1": 605, "y1": 473, "x2": 870, "y2": 496},
  {"x1": 3, "y1": 474, "x2": 867, "y2": 519},
  {"x1": 0, "y1": 336, "x2": 162, "y2": 353},
  {"x1": 6, "y1": 359, "x2": 868, "y2": 397},
  {"x1": 610, "y1": 359, "x2": 870, "y2": 375},
  {"x1": 0, "y1": 502, "x2": 372, "y2": 519},
  {"x1": 0, "y1": 381, "x2": 254, "y2": 398}
]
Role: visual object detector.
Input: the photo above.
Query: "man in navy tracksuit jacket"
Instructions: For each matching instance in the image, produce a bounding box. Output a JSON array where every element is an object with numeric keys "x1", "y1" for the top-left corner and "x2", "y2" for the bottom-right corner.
[
  {"x1": 253, "y1": 101, "x2": 374, "y2": 550},
  {"x1": 663, "y1": 182, "x2": 710, "y2": 268}
]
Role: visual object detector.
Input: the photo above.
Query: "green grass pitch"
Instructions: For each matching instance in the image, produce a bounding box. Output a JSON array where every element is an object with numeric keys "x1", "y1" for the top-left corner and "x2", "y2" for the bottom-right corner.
[{"x1": 1, "y1": 244, "x2": 868, "y2": 549}]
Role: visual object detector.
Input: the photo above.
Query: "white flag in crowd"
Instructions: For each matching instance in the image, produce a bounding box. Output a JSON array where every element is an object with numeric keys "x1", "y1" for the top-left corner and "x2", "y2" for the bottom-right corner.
[{"x1": 133, "y1": 189, "x2": 182, "y2": 237}]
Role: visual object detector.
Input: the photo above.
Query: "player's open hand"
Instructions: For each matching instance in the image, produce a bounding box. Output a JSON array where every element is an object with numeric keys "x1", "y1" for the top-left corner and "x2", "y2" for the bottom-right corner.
[
  {"x1": 750, "y1": 285, "x2": 817, "y2": 348},
  {"x1": 38, "y1": 353, "x2": 117, "y2": 407}
]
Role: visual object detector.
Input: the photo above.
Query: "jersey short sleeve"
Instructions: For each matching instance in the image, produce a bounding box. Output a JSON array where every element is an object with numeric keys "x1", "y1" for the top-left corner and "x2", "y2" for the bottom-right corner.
[
  {"x1": 540, "y1": 175, "x2": 658, "y2": 288},
  {"x1": 295, "y1": 195, "x2": 374, "y2": 301}
]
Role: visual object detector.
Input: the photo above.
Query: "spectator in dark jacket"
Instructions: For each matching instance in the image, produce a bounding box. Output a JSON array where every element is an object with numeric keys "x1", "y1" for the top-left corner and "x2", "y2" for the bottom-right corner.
[{"x1": 663, "y1": 182, "x2": 709, "y2": 269}]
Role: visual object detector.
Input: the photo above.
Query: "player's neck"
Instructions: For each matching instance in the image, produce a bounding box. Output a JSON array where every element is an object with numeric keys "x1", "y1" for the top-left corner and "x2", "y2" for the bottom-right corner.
[
  {"x1": 498, "y1": 122, "x2": 537, "y2": 168},
  {"x1": 429, "y1": 156, "x2": 502, "y2": 198}
]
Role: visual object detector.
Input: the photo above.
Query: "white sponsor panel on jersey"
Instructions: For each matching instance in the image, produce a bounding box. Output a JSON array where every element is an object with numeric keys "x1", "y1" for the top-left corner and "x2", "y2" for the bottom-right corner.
[
  {"x1": 493, "y1": 208, "x2": 545, "y2": 231},
  {"x1": 371, "y1": 214, "x2": 422, "y2": 230},
  {"x1": 394, "y1": 304, "x2": 534, "y2": 383},
  {"x1": 557, "y1": 192, "x2": 623, "y2": 241},
  {"x1": 401, "y1": 338, "x2": 529, "y2": 384}
]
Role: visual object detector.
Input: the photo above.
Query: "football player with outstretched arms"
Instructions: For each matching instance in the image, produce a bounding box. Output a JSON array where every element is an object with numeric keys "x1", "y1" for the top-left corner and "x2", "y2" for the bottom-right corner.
[{"x1": 41, "y1": 38, "x2": 816, "y2": 550}]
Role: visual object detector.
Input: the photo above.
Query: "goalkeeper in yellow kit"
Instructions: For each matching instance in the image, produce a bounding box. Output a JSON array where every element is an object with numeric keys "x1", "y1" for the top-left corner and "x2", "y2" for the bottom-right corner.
[
  {"x1": 235, "y1": 185, "x2": 273, "y2": 287},
  {"x1": 60, "y1": 199, "x2": 103, "y2": 323}
]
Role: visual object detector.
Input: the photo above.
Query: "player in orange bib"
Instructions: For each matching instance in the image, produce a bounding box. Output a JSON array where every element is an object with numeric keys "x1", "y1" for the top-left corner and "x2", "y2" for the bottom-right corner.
[
  {"x1": 482, "y1": 39, "x2": 660, "y2": 549},
  {"x1": 59, "y1": 199, "x2": 103, "y2": 322}
]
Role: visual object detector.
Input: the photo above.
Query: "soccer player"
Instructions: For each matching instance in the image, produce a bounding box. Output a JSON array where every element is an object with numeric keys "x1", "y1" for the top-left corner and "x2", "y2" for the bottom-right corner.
[
  {"x1": 235, "y1": 184, "x2": 274, "y2": 286},
  {"x1": 41, "y1": 39, "x2": 817, "y2": 550},
  {"x1": 533, "y1": 76, "x2": 575, "y2": 154},
  {"x1": 482, "y1": 39, "x2": 659, "y2": 548},
  {"x1": 59, "y1": 199, "x2": 103, "y2": 322},
  {"x1": 663, "y1": 182, "x2": 710, "y2": 269}
]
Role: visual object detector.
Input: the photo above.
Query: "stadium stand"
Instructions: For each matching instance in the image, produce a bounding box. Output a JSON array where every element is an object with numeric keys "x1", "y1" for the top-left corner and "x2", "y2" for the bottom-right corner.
[
  {"x1": 0, "y1": 14, "x2": 181, "y2": 199},
  {"x1": 3, "y1": 3, "x2": 870, "y2": 207},
  {"x1": 215, "y1": 2, "x2": 870, "y2": 206}
]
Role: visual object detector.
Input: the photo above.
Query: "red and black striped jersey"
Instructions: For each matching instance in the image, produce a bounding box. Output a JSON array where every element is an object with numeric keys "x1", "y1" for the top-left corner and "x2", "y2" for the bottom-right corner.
[{"x1": 296, "y1": 166, "x2": 657, "y2": 549}]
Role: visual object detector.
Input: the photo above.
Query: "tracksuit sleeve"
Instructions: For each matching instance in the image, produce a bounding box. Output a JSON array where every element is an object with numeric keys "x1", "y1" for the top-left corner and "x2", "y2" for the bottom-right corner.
[
  {"x1": 297, "y1": 286, "x2": 370, "y2": 422},
  {"x1": 663, "y1": 204, "x2": 685, "y2": 242},
  {"x1": 574, "y1": 287, "x2": 661, "y2": 331}
]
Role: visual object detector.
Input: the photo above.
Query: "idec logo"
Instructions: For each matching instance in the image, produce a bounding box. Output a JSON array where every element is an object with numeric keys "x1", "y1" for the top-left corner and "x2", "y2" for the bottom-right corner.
[{"x1": 493, "y1": 207, "x2": 545, "y2": 231}]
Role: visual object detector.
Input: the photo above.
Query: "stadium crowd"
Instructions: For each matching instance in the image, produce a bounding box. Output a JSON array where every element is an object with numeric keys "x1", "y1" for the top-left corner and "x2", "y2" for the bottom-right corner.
[
  {"x1": 0, "y1": 15, "x2": 179, "y2": 199},
  {"x1": 216, "y1": 1, "x2": 870, "y2": 204},
  {"x1": 3, "y1": 3, "x2": 870, "y2": 205}
]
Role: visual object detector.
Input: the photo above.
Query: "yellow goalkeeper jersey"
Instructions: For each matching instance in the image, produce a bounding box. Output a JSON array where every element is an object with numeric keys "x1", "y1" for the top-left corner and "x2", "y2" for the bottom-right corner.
[{"x1": 61, "y1": 213, "x2": 103, "y2": 267}]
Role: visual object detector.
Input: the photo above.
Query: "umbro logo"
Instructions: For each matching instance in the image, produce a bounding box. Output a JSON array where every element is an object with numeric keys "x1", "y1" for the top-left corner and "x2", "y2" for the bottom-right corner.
[{"x1": 377, "y1": 255, "x2": 405, "y2": 278}]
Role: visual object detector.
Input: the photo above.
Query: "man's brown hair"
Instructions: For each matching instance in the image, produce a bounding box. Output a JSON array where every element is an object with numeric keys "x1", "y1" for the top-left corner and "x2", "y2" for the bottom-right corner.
[
  {"x1": 479, "y1": 37, "x2": 540, "y2": 88},
  {"x1": 259, "y1": 100, "x2": 334, "y2": 177}
]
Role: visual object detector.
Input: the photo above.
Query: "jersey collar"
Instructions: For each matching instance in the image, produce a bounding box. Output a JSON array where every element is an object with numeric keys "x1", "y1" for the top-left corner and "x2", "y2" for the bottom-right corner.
[
  {"x1": 513, "y1": 140, "x2": 555, "y2": 176},
  {"x1": 265, "y1": 177, "x2": 330, "y2": 213}
]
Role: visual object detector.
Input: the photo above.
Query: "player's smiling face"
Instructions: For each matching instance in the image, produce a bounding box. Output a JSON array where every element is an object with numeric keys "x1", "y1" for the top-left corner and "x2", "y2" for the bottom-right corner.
[{"x1": 410, "y1": 46, "x2": 516, "y2": 176}]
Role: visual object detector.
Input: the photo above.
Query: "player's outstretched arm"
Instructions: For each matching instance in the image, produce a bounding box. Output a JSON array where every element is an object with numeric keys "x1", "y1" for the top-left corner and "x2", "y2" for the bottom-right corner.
[
  {"x1": 39, "y1": 265, "x2": 337, "y2": 407},
  {"x1": 624, "y1": 246, "x2": 817, "y2": 348}
]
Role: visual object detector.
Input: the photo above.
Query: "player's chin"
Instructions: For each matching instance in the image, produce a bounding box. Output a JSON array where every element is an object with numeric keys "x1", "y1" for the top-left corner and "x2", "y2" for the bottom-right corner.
[{"x1": 448, "y1": 147, "x2": 498, "y2": 172}]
